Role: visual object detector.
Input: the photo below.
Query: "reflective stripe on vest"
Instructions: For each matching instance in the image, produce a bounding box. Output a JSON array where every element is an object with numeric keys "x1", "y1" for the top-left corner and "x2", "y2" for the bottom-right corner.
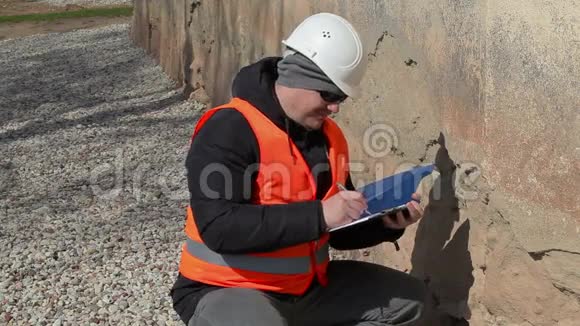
[{"x1": 186, "y1": 238, "x2": 329, "y2": 275}]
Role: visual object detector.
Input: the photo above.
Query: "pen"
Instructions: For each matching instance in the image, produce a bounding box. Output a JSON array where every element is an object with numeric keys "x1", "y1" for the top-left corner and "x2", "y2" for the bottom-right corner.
[
  {"x1": 336, "y1": 182, "x2": 400, "y2": 251},
  {"x1": 336, "y1": 182, "x2": 372, "y2": 216}
]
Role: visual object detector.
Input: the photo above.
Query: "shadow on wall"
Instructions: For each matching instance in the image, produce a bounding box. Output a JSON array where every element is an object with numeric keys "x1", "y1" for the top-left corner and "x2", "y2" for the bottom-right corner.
[{"x1": 412, "y1": 133, "x2": 474, "y2": 326}]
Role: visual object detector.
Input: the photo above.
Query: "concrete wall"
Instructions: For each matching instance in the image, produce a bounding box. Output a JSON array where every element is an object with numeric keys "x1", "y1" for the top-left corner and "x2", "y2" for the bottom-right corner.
[{"x1": 130, "y1": 1, "x2": 580, "y2": 324}]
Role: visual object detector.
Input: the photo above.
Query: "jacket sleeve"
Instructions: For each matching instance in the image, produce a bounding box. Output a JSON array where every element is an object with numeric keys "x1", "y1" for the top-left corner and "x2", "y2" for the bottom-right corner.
[
  {"x1": 186, "y1": 109, "x2": 326, "y2": 254},
  {"x1": 327, "y1": 174, "x2": 405, "y2": 250}
]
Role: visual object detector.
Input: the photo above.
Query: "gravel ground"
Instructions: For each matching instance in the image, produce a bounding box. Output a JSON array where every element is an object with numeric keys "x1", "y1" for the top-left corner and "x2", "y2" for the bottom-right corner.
[
  {"x1": 43, "y1": 0, "x2": 133, "y2": 7},
  {"x1": 0, "y1": 24, "x2": 203, "y2": 325}
]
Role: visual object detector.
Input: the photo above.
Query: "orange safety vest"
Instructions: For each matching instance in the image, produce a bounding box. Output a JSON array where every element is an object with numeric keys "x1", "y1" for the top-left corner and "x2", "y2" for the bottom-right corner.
[{"x1": 178, "y1": 97, "x2": 349, "y2": 295}]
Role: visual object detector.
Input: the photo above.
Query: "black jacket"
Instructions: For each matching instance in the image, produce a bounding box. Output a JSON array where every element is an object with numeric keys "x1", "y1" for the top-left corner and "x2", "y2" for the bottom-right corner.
[{"x1": 170, "y1": 57, "x2": 404, "y2": 324}]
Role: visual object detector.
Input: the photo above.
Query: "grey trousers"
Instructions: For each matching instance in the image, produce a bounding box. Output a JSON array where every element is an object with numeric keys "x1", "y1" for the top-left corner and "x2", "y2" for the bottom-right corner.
[{"x1": 188, "y1": 260, "x2": 429, "y2": 326}]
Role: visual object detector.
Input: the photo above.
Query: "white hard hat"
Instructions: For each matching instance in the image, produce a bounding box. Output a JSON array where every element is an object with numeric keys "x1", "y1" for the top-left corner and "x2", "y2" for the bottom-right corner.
[{"x1": 282, "y1": 13, "x2": 367, "y2": 97}]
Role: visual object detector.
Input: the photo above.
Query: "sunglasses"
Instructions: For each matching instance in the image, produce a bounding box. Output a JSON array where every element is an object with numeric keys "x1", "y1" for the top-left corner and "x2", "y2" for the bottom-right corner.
[{"x1": 318, "y1": 90, "x2": 348, "y2": 103}]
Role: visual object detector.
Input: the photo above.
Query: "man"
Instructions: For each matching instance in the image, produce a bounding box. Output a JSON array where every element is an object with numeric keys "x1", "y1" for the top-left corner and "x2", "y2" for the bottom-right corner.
[{"x1": 171, "y1": 13, "x2": 428, "y2": 326}]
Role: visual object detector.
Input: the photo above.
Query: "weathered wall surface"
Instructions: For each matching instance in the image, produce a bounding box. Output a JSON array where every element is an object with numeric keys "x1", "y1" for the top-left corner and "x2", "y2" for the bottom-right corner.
[{"x1": 130, "y1": 0, "x2": 579, "y2": 325}]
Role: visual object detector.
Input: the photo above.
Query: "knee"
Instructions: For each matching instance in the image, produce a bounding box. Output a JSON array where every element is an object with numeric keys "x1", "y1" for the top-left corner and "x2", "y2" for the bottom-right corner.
[
  {"x1": 189, "y1": 288, "x2": 285, "y2": 326},
  {"x1": 388, "y1": 277, "x2": 430, "y2": 325}
]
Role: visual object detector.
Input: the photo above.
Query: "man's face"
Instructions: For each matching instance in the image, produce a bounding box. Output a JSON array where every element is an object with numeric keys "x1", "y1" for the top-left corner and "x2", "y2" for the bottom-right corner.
[{"x1": 286, "y1": 89, "x2": 346, "y2": 130}]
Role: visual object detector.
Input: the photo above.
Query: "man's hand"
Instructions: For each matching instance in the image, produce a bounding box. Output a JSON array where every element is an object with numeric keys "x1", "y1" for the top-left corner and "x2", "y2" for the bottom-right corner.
[
  {"x1": 382, "y1": 193, "x2": 424, "y2": 229},
  {"x1": 322, "y1": 190, "x2": 368, "y2": 230}
]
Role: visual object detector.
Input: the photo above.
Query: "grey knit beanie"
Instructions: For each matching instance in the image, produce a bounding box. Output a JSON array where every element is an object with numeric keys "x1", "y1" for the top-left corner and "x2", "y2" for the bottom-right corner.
[{"x1": 276, "y1": 52, "x2": 346, "y2": 97}]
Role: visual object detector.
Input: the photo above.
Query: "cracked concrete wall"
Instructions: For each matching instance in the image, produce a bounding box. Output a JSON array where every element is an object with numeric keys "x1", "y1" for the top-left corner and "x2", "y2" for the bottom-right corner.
[{"x1": 130, "y1": 0, "x2": 579, "y2": 325}]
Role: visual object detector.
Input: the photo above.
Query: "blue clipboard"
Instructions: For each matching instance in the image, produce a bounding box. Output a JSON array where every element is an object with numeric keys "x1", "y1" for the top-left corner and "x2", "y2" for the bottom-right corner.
[{"x1": 329, "y1": 164, "x2": 435, "y2": 232}]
